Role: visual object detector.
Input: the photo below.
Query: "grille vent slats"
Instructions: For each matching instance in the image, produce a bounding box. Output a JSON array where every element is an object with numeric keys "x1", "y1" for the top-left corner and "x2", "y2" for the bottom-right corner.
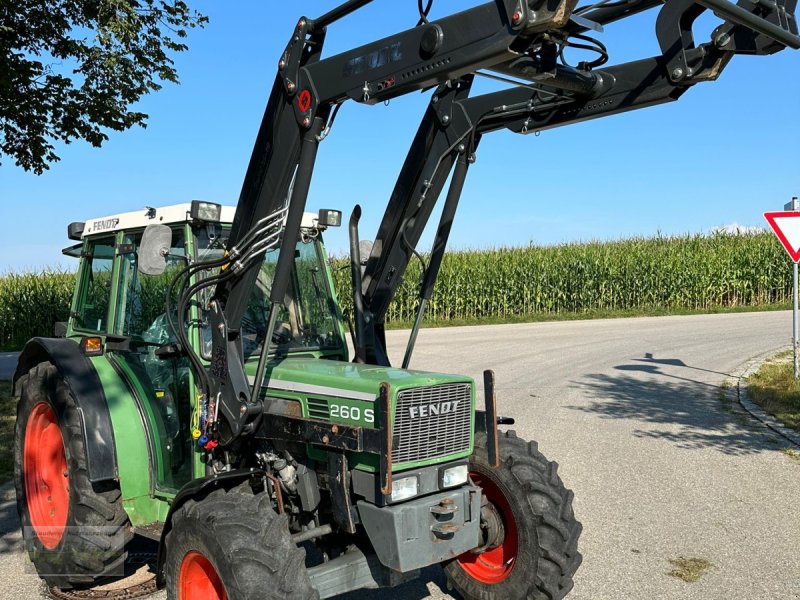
[
  {"x1": 392, "y1": 383, "x2": 472, "y2": 465},
  {"x1": 307, "y1": 397, "x2": 330, "y2": 420}
]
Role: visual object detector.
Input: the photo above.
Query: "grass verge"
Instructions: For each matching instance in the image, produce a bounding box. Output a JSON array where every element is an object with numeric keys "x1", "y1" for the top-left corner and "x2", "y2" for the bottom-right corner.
[
  {"x1": 383, "y1": 302, "x2": 792, "y2": 330},
  {"x1": 0, "y1": 381, "x2": 15, "y2": 485},
  {"x1": 746, "y1": 350, "x2": 800, "y2": 432}
]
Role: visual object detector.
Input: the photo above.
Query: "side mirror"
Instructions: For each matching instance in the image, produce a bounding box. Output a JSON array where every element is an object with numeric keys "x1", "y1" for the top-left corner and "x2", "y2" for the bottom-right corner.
[{"x1": 138, "y1": 224, "x2": 172, "y2": 275}]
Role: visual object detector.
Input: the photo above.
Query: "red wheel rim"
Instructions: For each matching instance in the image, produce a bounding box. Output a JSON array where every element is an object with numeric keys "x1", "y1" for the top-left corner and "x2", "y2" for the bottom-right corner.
[
  {"x1": 456, "y1": 472, "x2": 519, "y2": 584},
  {"x1": 23, "y1": 402, "x2": 69, "y2": 550},
  {"x1": 179, "y1": 551, "x2": 227, "y2": 600}
]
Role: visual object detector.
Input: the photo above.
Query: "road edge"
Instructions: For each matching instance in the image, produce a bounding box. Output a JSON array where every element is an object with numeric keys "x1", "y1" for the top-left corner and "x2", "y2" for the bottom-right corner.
[{"x1": 732, "y1": 346, "x2": 800, "y2": 448}]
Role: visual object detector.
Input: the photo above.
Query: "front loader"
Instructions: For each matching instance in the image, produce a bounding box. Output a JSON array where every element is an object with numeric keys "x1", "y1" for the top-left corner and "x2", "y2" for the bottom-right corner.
[{"x1": 13, "y1": 1, "x2": 799, "y2": 599}]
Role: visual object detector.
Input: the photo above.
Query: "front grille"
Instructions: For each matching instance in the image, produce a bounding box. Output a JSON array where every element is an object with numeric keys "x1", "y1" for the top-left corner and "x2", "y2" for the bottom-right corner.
[
  {"x1": 392, "y1": 383, "x2": 472, "y2": 465},
  {"x1": 307, "y1": 397, "x2": 330, "y2": 420}
]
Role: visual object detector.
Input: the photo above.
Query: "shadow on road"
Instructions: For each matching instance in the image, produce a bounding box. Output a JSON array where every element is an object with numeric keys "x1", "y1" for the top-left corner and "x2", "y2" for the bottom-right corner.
[
  {"x1": 571, "y1": 353, "x2": 775, "y2": 456},
  {"x1": 0, "y1": 498, "x2": 22, "y2": 555},
  {"x1": 335, "y1": 566, "x2": 454, "y2": 600}
]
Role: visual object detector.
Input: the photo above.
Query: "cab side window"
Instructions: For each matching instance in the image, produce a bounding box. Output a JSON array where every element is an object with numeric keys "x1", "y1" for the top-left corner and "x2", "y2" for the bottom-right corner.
[
  {"x1": 74, "y1": 237, "x2": 115, "y2": 332},
  {"x1": 116, "y1": 229, "x2": 186, "y2": 341}
]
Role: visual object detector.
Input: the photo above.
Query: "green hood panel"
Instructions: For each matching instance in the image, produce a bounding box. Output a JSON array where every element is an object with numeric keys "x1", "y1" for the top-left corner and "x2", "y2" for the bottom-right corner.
[
  {"x1": 259, "y1": 357, "x2": 473, "y2": 398},
  {"x1": 254, "y1": 357, "x2": 476, "y2": 472}
]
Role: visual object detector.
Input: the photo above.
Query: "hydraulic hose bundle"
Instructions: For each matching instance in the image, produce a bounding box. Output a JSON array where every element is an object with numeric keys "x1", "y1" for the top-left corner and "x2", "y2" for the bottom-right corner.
[{"x1": 166, "y1": 206, "x2": 290, "y2": 446}]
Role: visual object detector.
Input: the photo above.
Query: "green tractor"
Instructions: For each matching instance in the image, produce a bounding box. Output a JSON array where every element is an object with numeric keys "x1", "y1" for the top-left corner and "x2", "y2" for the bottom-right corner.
[
  {"x1": 14, "y1": 202, "x2": 581, "y2": 599},
  {"x1": 15, "y1": 0, "x2": 797, "y2": 596}
]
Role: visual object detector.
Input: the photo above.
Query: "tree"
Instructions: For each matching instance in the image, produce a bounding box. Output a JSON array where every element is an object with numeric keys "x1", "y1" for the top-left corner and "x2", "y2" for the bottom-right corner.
[{"x1": 0, "y1": 0, "x2": 207, "y2": 174}]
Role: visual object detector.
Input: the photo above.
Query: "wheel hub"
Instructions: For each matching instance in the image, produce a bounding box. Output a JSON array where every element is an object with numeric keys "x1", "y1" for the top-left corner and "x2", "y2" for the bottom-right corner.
[
  {"x1": 456, "y1": 472, "x2": 519, "y2": 584},
  {"x1": 472, "y1": 495, "x2": 506, "y2": 554},
  {"x1": 24, "y1": 402, "x2": 69, "y2": 550}
]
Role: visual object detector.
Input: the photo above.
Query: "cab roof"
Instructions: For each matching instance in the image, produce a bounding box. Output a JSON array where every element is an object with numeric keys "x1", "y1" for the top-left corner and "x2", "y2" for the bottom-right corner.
[{"x1": 80, "y1": 203, "x2": 322, "y2": 239}]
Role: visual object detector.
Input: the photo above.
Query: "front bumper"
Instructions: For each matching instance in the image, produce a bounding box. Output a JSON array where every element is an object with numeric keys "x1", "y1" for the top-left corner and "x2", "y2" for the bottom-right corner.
[{"x1": 356, "y1": 485, "x2": 482, "y2": 573}]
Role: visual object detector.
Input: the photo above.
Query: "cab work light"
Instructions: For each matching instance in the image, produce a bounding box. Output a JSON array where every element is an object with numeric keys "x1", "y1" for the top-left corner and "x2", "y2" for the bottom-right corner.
[
  {"x1": 317, "y1": 209, "x2": 342, "y2": 228},
  {"x1": 190, "y1": 201, "x2": 223, "y2": 223}
]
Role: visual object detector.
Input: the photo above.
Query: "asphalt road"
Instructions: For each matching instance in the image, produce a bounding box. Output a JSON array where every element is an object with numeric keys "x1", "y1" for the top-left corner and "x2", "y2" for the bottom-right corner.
[
  {"x1": 0, "y1": 352, "x2": 18, "y2": 380},
  {"x1": 1, "y1": 311, "x2": 798, "y2": 599}
]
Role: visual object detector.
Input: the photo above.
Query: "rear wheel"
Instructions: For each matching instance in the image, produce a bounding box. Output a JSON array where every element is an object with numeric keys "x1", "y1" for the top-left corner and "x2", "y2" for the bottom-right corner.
[
  {"x1": 164, "y1": 481, "x2": 317, "y2": 600},
  {"x1": 444, "y1": 431, "x2": 582, "y2": 600},
  {"x1": 14, "y1": 362, "x2": 130, "y2": 589}
]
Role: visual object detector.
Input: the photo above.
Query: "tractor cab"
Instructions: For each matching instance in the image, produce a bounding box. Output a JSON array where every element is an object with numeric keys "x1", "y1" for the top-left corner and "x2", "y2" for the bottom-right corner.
[{"x1": 61, "y1": 202, "x2": 346, "y2": 493}]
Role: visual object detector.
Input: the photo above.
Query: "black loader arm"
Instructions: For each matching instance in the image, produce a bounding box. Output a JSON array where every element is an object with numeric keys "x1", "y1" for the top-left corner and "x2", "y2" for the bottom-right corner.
[
  {"x1": 201, "y1": 0, "x2": 591, "y2": 444},
  {"x1": 357, "y1": 0, "x2": 799, "y2": 366}
]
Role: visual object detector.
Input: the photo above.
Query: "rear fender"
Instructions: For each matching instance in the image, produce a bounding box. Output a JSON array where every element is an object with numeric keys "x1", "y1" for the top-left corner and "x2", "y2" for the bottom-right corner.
[{"x1": 14, "y1": 337, "x2": 118, "y2": 483}]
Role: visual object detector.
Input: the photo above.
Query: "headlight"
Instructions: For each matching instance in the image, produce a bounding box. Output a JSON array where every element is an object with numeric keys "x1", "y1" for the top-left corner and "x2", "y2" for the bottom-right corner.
[
  {"x1": 390, "y1": 476, "x2": 419, "y2": 502},
  {"x1": 441, "y1": 464, "x2": 469, "y2": 488}
]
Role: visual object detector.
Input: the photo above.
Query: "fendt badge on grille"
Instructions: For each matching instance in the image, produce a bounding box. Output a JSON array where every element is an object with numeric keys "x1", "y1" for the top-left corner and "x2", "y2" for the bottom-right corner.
[{"x1": 408, "y1": 400, "x2": 461, "y2": 419}]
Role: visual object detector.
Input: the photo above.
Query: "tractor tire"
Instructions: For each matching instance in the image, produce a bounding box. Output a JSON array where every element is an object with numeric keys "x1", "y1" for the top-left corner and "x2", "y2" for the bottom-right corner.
[
  {"x1": 444, "y1": 430, "x2": 582, "y2": 600},
  {"x1": 163, "y1": 481, "x2": 318, "y2": 600},
  {"x1": 14, "y1": 362, "x2": 130, "y2": 589}
]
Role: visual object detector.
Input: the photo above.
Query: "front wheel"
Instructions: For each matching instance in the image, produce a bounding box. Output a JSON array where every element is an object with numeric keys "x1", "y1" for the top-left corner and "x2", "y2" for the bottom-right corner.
[
  {"x1": 444, "y1": 431, "x2": 582, "y2": 600},
  {"x1": 163, "y1": 481, "x2": 318, "y2": 600}
]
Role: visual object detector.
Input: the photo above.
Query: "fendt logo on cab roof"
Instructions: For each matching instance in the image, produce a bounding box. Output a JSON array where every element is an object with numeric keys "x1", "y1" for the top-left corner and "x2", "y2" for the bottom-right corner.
[
  {"x1": 91, "y1": 218, "x2": 120, "y2": 232},
  {"x1": 408, "y1": 400, "x2": 461, "y2": 419}
]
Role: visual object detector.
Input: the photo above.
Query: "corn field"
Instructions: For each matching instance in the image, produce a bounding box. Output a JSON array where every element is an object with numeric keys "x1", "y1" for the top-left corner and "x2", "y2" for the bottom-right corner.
[
  {"x1": 0, "y1": 271, "x2": 75, "y2": 351},
  {"x1": 332, "y1": 232, "x2": 793, "y2": 323},
  {"x1": 0, "y1": 232, "x2": 793, "y2": 351}
]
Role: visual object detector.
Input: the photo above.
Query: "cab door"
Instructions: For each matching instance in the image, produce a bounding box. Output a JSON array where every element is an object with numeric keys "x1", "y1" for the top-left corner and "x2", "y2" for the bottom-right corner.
[{"x1": 109, "y1": 226, "x2": 196, "y2": 494}]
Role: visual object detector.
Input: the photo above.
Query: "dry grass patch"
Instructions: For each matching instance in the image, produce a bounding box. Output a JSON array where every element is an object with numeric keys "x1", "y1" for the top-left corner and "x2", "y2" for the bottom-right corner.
[
  {"x1": 667, "y1": 557, "x2": 714, "y2": 583},
  {"x1": 747, "y1": 351, "x2": 800, "y2": 432},
  {"x1": 781, "y1": 448, "x2": 800, "y2": 463}
]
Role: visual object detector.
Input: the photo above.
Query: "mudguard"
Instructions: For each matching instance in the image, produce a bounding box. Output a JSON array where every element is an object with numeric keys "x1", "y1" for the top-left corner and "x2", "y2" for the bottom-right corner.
[
  {"x1": 14, "y1": 337, "x2": 118, "y2": 483},
  {"x1": 155, "y1": 468, "x2": 267, "y2": 587}
]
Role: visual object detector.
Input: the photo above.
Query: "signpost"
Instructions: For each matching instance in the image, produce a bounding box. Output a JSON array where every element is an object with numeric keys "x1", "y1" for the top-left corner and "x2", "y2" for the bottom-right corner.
[{"x1": 765, "y1": 197, "x2": 800, "y2": 379}]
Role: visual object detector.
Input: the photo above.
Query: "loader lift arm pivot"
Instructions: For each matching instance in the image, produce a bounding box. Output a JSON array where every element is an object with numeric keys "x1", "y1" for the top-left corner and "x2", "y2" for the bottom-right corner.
[{"x1": 189, "y1": 0, "x2": 798, "y2": 445}]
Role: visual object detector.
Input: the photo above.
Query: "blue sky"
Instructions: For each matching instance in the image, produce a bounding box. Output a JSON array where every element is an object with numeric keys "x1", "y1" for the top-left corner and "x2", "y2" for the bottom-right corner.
[{"x1": 1, "y1": 0, "x2": 798, "y2": 272}]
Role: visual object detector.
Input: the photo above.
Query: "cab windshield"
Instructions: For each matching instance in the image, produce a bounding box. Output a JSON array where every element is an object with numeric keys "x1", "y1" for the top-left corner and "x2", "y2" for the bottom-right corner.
[{"x1": 196, "y1": 229, "x2": 344, "y2": 361}]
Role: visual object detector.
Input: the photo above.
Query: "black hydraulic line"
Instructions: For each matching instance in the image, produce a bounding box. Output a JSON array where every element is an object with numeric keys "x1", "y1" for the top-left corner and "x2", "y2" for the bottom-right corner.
[
  {"x1": 402, "y1": 151, "x2": 471, "y2": 369},
  {"x1": 420, "y1": 153, "x2": 470, "y2": 302},
  {"x1": 253, "y1": 118, "x2": 325, "y2": 400},
  {"x1": 491, "y1": 59, "x2": 612, "y2": 97},
  {"x1": 566, "y1": 0, "x2": 663, "y2": 33},
  {"x1": 217, "y1": 74, "x2": 306, "y2": 331},
  {"x1": 348, "y1": 205, "x2": 368, "y2": 363},
  {"x1": 177, "y1": 267, "x2": 239, "y2": 398},
  {"x1": 361, "y1": 79, "x2": 474, "y2": 339},
  {"x1": 311, "y1": 0, "x2": 374, "y2": 31},
  {"x1": 270, "y1": 120, "x2": 323, "y2": 307},
  {"x1": 698, "y1": 0, "x2": 800, "y2": 48}
]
